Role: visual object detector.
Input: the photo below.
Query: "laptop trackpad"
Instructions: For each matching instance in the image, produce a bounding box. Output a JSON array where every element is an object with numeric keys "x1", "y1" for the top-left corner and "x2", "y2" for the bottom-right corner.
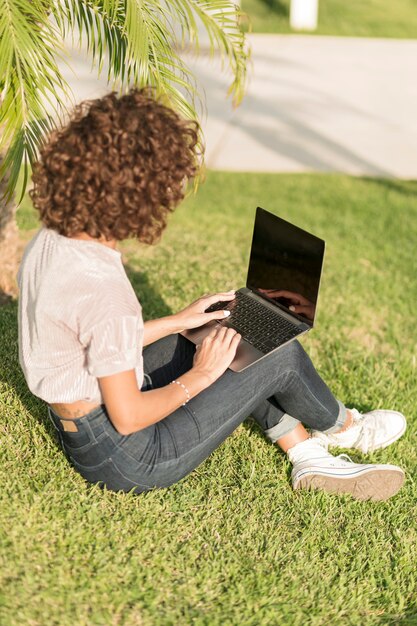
[{"x1": 181, "y1": 323, "x2": 263, "y2": 372}]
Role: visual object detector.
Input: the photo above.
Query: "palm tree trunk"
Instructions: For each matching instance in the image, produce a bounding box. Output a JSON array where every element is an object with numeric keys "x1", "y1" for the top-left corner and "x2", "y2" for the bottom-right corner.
[{"x1": 0, "y1": 156, "x2": 21, "y2": 304}]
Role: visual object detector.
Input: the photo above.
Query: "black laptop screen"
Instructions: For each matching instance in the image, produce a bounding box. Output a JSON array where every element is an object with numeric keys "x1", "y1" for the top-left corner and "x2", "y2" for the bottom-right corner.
[{"x1": 246, "y1": 207, "x2": 325, "y2": 326}]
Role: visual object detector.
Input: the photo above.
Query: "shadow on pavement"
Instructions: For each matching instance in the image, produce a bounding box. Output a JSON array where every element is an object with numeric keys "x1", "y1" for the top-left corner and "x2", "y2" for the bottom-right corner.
[{"x1": 190, "y1": 56, "x2": 396, "y2": 177}]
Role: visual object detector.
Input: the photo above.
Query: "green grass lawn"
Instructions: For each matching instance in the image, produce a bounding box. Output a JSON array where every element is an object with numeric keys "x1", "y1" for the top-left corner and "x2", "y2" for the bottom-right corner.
[
  {"x1": 241, "y1": 0, "x2": 417, "y2": 38},
  {"x1": 1, "y1": 172, "x2": 417, "y2": 625}
]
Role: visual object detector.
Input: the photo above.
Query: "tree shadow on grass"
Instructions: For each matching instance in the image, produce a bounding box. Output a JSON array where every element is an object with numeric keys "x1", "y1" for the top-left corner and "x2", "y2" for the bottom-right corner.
[
  {"x1": 0, "y1": 289, "x2": 13, "y2": 307},
  {"x1": 124, "y1": 263, "x2": 172, "y2": 320},
  {"x1": 363, "y1": 176, "x2": 417, "y2": 199},
  {"x1": 0, "y1": 266, "x2": 172, "y2": 448}
]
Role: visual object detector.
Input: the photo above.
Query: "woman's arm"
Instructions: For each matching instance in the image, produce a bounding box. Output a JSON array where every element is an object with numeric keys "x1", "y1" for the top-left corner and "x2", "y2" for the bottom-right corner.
[
  {"x1": 143, "y1": 291, "x2": 235, "y2": 346},
  {"x1": 99, "y1": 326, "x2": 241, "y2": 435},
  {"x1": 143, "y1": 316, "x2": 182, "y2": 346}
]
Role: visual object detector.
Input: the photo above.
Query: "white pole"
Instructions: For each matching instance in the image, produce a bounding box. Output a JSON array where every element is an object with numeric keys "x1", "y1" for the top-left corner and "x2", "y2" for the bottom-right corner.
[{"x1": 290, "y1": 0, "x2": 318, "y2": 31}]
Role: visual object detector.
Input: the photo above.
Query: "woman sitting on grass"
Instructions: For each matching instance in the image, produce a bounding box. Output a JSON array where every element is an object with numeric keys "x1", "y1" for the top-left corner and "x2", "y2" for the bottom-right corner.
[{"x1": 17, "y1": 88, "x2": 407, "y2": 501}]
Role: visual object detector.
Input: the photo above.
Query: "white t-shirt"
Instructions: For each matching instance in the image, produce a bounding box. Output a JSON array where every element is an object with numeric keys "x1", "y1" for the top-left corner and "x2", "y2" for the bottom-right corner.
[{"x1": 17, "y1": 227, "x2": 145, "y2": 404}]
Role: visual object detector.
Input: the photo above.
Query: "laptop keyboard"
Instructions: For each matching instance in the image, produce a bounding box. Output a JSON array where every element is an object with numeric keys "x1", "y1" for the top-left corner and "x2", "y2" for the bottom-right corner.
[{"x1": 206, "y1": 291, "x2": 304, "y2": 354}]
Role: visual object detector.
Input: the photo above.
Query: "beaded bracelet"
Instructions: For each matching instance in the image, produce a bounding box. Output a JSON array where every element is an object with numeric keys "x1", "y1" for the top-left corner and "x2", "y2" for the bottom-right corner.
[{"x1": 170, "y1": 379, "x2": 191, "y2": 405}]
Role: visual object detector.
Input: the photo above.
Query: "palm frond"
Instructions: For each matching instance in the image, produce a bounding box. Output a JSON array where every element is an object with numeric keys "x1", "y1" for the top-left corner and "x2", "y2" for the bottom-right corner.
[
  {"x1": 166, "y1": 0, "x2": 249, "y2": 105},
  {"x1": 1, "y1": 0, "x2": 249, "y2": 202},
  {"x1": 0, "y1": 0, "x2": 71, "y2": 201},
  {"x1": 51, "y1": 0, "x2": 203, "y2": 118},
  {"x1": 52, "y1": 0, "x2": 248, "y2": 113}
]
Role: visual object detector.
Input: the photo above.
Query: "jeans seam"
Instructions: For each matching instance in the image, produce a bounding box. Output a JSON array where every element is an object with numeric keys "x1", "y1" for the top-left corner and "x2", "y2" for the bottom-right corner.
[
  {"x1": 72, "y1": 455, "x2": 150, "y2": 489},
  {"x1": 182, "y1": 403, "x2": 202, "y2": 442},
  {"x1": 109, "y1": 457, "x2": 151, "y2": 489},
  {"x1": 284, "y1": 368, "x2": 339, "y2": 424}
]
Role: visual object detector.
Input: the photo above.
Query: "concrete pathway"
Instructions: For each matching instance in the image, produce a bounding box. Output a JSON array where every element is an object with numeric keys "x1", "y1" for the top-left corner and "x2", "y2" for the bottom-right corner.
[{"x1": 57, "y1": 34, "x2": 417, "y2": 178}]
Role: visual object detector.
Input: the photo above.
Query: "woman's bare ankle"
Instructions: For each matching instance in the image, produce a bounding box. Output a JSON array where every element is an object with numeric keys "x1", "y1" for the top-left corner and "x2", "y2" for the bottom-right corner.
[
  {"x1": 334, "y1": 409, "x2": 353, "y2": 434},
  {"x1": 276, "y1": 423, "x2": 310, "y2": 453}
]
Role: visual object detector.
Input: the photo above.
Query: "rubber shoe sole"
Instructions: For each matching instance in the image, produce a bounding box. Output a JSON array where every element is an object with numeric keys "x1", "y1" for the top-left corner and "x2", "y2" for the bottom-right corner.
[{"x1": 293, "y1": 465, "x2": 405, "y2": 501}]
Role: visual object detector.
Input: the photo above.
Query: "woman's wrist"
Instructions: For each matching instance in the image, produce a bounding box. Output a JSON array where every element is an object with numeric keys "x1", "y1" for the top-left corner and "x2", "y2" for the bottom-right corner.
[
  {"x1": 160, "y1": 315, "x2": 184, "y2": 334},
  {"x1": 167, "y1": 312, "x2": 190, "y2": 334},
  {"x1": 188, "y1": 366, "x2": 217, "y2": 387},
  {"x1": 170, "y1": 379, "x2": 191, "y2": 404},
  {"x1": 143, "y1": 315, "x2": 184, "y2": 345},
  {"x1": 152, "y1": 314, "x2": 186, "y2": 334},
  {"x1": 178, "y1": 368, "x2": 215, "y2": 398}
]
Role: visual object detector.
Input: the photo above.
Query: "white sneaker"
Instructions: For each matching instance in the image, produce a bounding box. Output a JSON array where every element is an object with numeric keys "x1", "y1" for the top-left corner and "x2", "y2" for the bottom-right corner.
[
  {"x1": 289, "y1": 438, "x2": 405, "y2": 501},
  {"x1": 312, "y1": 408, "x2": 406, "y2": 454}
]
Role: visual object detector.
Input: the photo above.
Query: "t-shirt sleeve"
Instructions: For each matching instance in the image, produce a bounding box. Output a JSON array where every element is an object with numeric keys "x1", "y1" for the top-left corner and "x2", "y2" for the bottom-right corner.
[{"x1": 81, "y1": 315, "x2": 144, "y2": 378}]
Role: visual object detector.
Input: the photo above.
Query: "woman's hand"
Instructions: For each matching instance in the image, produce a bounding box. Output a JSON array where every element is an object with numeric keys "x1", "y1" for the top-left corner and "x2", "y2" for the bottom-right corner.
[
  {"x1": 99, "y1": 327, "x2": 240, "y2": 434},
  {"x1": 142, "y1": 292, "x2": 235, "y2": 347},
  {"x1": 192, "y1": 326, "x2": 241, "y2": 383},
  {"x1": 173, "y1": 291, "x2": 235, "y2": 332}
]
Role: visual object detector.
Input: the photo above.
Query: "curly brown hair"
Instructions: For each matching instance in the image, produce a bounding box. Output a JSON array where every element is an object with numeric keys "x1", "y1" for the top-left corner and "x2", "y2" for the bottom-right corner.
[{"x1": 30, "y1": 88, "x2": 201, "y2": 243}]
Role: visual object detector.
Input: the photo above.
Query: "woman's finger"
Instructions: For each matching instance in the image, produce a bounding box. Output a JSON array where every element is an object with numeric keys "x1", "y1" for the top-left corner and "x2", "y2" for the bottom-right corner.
[
  {"x1": 205, "y1": 327, "x2": 220, "y2": 341},
  {"x1": 202, "y1": 291, "x2": 235, "y2": 306},
  {"x1": 205, "y1": 310, "x2": 231, "y2": 322},
  {"x1": 215, "y1": 326, "x2": 237, "y2": 348},
  {"x1": 217, "y1": 325, "x2": 230, "y2": 338},
  {"x1": 230, "y1": 331, "x2": 241, "y2": 349},
  {"x1": 212, "y1": 326, "x2": 230, "y2": 345},
  {"x1": 206, "y1": 325, "x2": 224, "y2": 340},
  {"x1": 224, "y1": 327, "x2": 239, "y2": 348}
]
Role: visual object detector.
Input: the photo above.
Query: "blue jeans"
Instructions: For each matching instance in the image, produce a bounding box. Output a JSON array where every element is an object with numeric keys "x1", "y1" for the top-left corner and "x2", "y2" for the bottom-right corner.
[{"x1": 47, "y1": 335, "x2": 347, "y2": 493}]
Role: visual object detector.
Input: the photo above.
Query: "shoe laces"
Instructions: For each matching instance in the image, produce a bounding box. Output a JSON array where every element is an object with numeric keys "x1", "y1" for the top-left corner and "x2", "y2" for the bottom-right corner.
[
  {"x1": 350, "y1": 408, "x2": 365, "y2": 425},
  {"x1": 328, "y1": 453, "x2": 354, "y2": 467},
  {"x1": 348, "y1": 407, "x2": 372, "y2": 452}
]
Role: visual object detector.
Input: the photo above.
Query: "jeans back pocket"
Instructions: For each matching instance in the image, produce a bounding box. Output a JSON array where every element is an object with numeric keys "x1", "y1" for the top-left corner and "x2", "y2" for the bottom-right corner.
[{"x1": 60, "y1": 428, "x2": 91, "y2": 449}]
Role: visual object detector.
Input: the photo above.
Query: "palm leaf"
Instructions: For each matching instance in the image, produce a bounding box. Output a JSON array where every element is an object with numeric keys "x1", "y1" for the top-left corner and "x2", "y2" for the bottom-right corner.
[
  {"x1": 52, "y1": 0, "x2": 248, "y2": 110},
  {"x1": 167, "y1": 0, "x2": 249, "y2": 105},
  {"x1": 52, "y1": 0, "x2": 204, "y2": 116},
  {"x1": 1, "y1": 0, "x2": 249, "y2": 202},
  {"x1": 0, "y1": 0, "x2": 71, "y2": 201}
]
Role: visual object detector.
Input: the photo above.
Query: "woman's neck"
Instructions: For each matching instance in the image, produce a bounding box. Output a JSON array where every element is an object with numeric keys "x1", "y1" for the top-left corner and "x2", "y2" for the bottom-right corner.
[{"x1": 69, "y1": 232, "x2": 118, "y2": 251}]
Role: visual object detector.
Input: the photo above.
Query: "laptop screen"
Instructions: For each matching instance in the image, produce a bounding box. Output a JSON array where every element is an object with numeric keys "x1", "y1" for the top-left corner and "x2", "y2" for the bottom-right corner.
[{"x1": 246, "y1": 207, "x2": 325, "y2": 327}]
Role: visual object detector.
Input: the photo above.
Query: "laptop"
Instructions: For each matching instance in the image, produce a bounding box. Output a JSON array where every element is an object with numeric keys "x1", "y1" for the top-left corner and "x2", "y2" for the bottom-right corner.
[{"x1": 181, "y1": 207, "x2": 325, "y2": 372}]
